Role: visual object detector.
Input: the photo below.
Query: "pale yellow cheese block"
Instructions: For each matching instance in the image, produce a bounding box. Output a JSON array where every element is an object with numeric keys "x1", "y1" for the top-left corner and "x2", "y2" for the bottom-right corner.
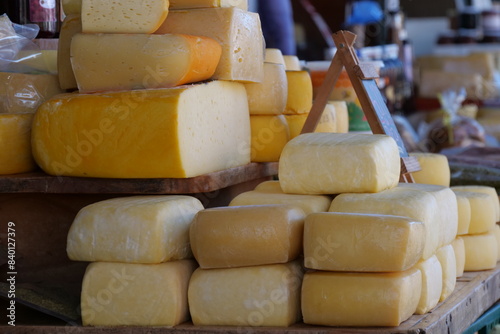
[
  {"x1": 250, "y1": 115, "x2": 289, "y2": 162},
  {"x1": 32, "y1": 81, "x2": 251, "y2": 178},
  {"x1": 301, "y1": 268, "x2": 422, "y2": 327},
  {"x1": 462, "y1": 231, "x2": 498, "y2": 271},
  {"x1": 81, "y1": 260, "x2": 197, "y2": 326},
  {"x1": 170, "y1": 0, "x2": 248, "y2": 10},
  {"x1": 245, "y1": 63, "x2": 287, "y2": 115},
  {"x1": 452, "y1": 185, "x2": 500, "y2": 222},
  {"x1": 279, "y1": 133, "x2": 401, "y2": 195},
  {"x1": 283, "y1": 55, "x2": 301, "y2": 71},
  {"x1": 453, "y1": 191, "x2": 496, "y2": 234},
  {"x1": 284, "y1": 71, "x2": 313, "y2": 114},
  {"x1": 71, "y1": 33, "x2": 222, "y2": 93},
  {"x1": 452, "y1": 237, "x2": 466, "y2": 277},
  {"x1": 285, "y1": 104, "x2": 337, "y2": 139},
  {"x1": 409, "y1": 153, "x2": 451, "y2": 187},
  {"x1": 81, "y1": 0, "x2": 169, "y2": 33},
  {"x1": 190, "y1": 205, "x2": 305, "y2": 268},
  {"x1": 495, "y1": 225, "x2": 500, "y2": 261},
  {"x1": 58, "y1": 14, "x2": 82, "y2": 90},
  {"x1": 328, "y1": 101, "x2": 349, "y2": 133},
  {"x1": 435, "y1": 244, "x2": 457, "y2": 302},
  {"x1": 0, "y1": 113, "x2": 37, "y2": 175},
  {"x1": 188, "y1": 262, "x2": 303, "y2": 326},
  {"x1": 414, "y1": 255, "x2": 443, "y2": 315},
  {"x1": 454, "y1": 191, "x2": 472, "y2": 235},
  {"x1": 254, "y1": 180, "x2": 283, "y2": 193},
  {"x1": 155, "y1": 7, "x2": 264, "y2": 83},
  {"x1": 67, "y1": 195, "x2": 203, "y2": 263},
  {"x1": 62, "y1": 0, "x2": 82, "y2": 14},
  {"x1": 304, "y1": 212, "x2": 425, "y2": 272},
  {"x1": 12, "y1": 50, "x2": 58, "y2": 74},
  {"x1": 265, "y1": 48, "x2": 286, "y2": 67},
  {"x1": 329, "y1": 187, "x2": 440, "y2": 260}
]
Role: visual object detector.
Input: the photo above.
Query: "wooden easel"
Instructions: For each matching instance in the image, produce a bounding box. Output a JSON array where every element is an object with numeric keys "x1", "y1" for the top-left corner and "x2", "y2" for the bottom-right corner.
[{"x1": 301, "y1": 30, "x2": 420, "y2": 183}]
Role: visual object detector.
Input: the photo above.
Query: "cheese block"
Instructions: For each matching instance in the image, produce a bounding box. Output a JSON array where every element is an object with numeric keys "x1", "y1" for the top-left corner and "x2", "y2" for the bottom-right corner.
[
  {"x1": 0, "y1": 72, "x2": 63, "y2": 114},
  {"x1": 329, "y1": 187, "x2": 440, "y2": 260},
  {"x1": 284, "y1": 71, "x2": 313, "y2": 114},
  {"x1": 62, "y1": 0, "x2": 82, "y2": 14},
  {"x1": 250, "y1": 115, "x2": 289, "y2": 162},
  {"x1": 188, "y1": 262, "x2": 303, "y2": 326},
  {"x1": 71, "y1": 33, "x2": 222, "y2": 93},
  {"x1": 455, "y1": 191, "x2": 472, "y2": 235},
  {"x1": 190, "y1": 205, "x2": 305, "y2": 268},
  {"x1": 265, "y1": 48, "x2": 286, "y2": 67},
  {"x1": 329, "y1": 101, "x2": 349, "y2": 133},
  {"x1": 495, "y1": 224, "x2": 500, "y2": 261},
  {"x1": 462, "y1": 231, "x2": 498, "y2": 271},
  {"x1": 279, "y1": 133, "x2": 400, "y2": 195},
  {"x1": 155, "y1": 7, "x2": 264, "y2": 83},
  {"x1": 285, "y1": 104, "x2": 337, "y2": 139},
  {"x1": 245, "y1": 63, "x2": 287, "y2": 115},
  {"x1": 254, "y1": 180, "x2": 283, "y2": 193},
  {"x1": 283, "y1": 55, "x2": 301, "y2": 71},
  {"x1": 32, "y1": 81, "x2": 251, "y2": 178},
  {"x1": 301, "y1": 268, "x2": 421, "y2": 327},
  {"x1": 414, "y1": 255, "x2": 443, "y2": 315},
  {"x1": 452, "y1": 237, "x2": 466, "y2": 277},
  {"x1": 0, "y1": 113, "x2": 37, "y2": 175},
  {"x1": 409, "y1": 153, "x2": 451, "y2": 187},
  {"x1": 169, "y1": 0, "x2": 248, "y2": 10},
  {"x1": 81, "y1": 0, "x2": 169, "y2": 33},
  {"x1": 304, "y1": 212, "x2": 425, "y2": 272},
  {"x1": 81, "y1": 260, "x2": 197, "y2": 326},
  {"x1": 58, "y1": 14, "x2": 82, "y2": 90},
  {"x1": 453, "y1": 191, "x2": 496, "y2": 234},
  {"x1": 67, "y1": 196, "x2": 203, "y2": 263},
  {"x1": 435, "y1": 244, "x2": 456, "y2": 302},
  {"x1": 12, "y1": 50, "x2": 58, "y2": 74},
  {"x1": 452, "y1": 185, "x2": 500, "y2": 222}
]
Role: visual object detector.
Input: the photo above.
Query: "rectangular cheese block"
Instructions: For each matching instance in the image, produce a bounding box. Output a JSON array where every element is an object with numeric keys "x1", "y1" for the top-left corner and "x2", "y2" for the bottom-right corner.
[
  {"x1": 301, "y1": 268, "x2": 421, "y2": 327},
  {"x1": 188, "y1": 262, "x2": 303, "y2": 326},
  {"x1": 81, "y1": 260, "x2": 197, "y2": 326},
  {"x1": 155, "y1": 7, "x2": 264, "y2": 83},
  {"x1": 279, "y1": 133, "x2": 401, "y2": 195},
  {"x1": 190, "y1": 205, "x2": 305, "y2": 268},
  {"x1": 32, "y1": 81, "x2": 251, "y2": 178},
  {"x1": 329, "y1": 187, "x2": 440, "y2": 260},
  {"x1": 452, "y1": 185, "x2": 500, "y2": 222},
  {"x1": 453, "y1": 191, "x2": 496, "y2": 234},
  {"x1": 435, "y1": 244, "x2": 457, "y2": 302},
  {"x1": 81, "y1": 0, "x2": 169, "y2": 33},
  {"x1": 284, "y1": 71, "x2": 313, "y2": 114},
  {"x1": 285, "y1": 103, "x2": 337, "y2": 140},
  {"x1": 452, "y1": 237, "x2": 466, "y2": 277},
  {"x1": 71, "y1": 33, "x2": 222, "y2": 93},
  {"x1": 0, "y1": 114, "x2": 37, "y2": 174},
  {"x1": 58, "y1": 14, "x2": 82, "y2": 90},
  {"x1": 454, "y1": 191, "x2": 472, "y2": 235},
  {"x1": 304, "y1": 212, "x2": 425, "y2": 272},
  {"x1": 414, "y1": 255, "x2": 443, "y2": 314},
  {"x1": 409, "y1": 153, "x2": 451, "y2": 187},
  {"x1": 250, "y1": 115, "x2": 290, "y2": 162},
  {"x1": 462, "y1": 231, "x2": 498, "y2": 271},
  {"x1": 169, "y1": 0, "x2": 248, "y2": 10},
  {"x1": 245, "y1": 62, "x2": 287, "y2": 115}
]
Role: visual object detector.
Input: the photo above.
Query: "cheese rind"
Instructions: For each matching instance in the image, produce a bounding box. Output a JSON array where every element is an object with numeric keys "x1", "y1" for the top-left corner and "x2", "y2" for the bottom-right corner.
[
  {"x1": 58, "y1": 14, "x2": 82, "y2": 90},
  {"x1": 283, "y1": 56, "x2": 301, "y2": 71},
  {"x1": 452, "y1": 185, "x2": 500, "y2": 222},
  {"x1": 284, "y1": 71, "x2": 313, "y2": 114},
  {"x1": 414, "y1": 255, "x2": 443, "y2": 315},
  {"x1": 0, "y1": 113, "x2": 36, "y2": 174},
  {"x1": 250, "y1": 115, "x2": 289, "y2": 162},
  {"x1": 245, "y1": 63, "x2": 287, "y2": 115},
  {"x1": 265, "y1": 48, "x2": 286, "y2": 67},
  {"x1": 67, "y1": 196, "x2": 204, "y2": 263},
  {"x1": 435, "y1": 244, "x2": 456, "y2": 302},
  {"x1": 453, "y1": 191, "x2": 496, "y2": 234},
  {"x1": 409, "y1": 153, "x2": 451, "y2": 187},
  {"x1": 301, "y1": 268, "x2": 422, "y2": 327},
  {"x1": 169, "y1": 0, "x2": 248, "y2": 10},
  {"x1": 452, "y1": 237, "x2": 466, "y2": 277},
  {"x1": 454, "y1": 192, "x2": 472, "y2": 235},
  {"x1": 462, "y1": 232, "x2": 498, "y2": 271}
]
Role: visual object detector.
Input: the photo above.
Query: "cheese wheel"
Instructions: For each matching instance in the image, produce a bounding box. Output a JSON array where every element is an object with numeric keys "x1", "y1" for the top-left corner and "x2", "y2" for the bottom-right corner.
[
  {"x1": 265, "y1": 48, "x2": 286, "y2": 67},
  {"x1": 250, "y1": 115, "x2": 289, "y2": 162},
  {"x1": 169, "y1": 0, "x2": 248, "y2": 10},
  {"x1": 58, "y1": 14, "x2": 82, "y2": 90},
  {"x1": 155, "y1": 7, "x2": 264, "y2": 83},
  {"x1": 81, "y1": 0, "x2": 169, "y2": 33},
  {"x1": 284, "y1": 71, "x2": 313, "y2": 114},
  {"x1": 0, "y1": 113, "x2": 36, "y2": 175},
  {"x1": 495, "y1": 224, "x2": 500, "y2": 261},
  {"x1": 62, "y1": 0, "x2": 82, "y2": 14},
  {"x1": 67, "y1": 196, "x2": 203, "y2": 263},
  {"x1": 283, "y1": 55, "x2": 301, "y2": 71},
  {"x1": 452, "y1": 185, "x2": 500, "y2": 222},
  {"x1": 190, "y1": 205, "x2": 305, "y2": 268},
  {"x1": 329, "y1": 101, "x2": 349, "y2": 133},
  {"x1": 414, "y1": 255, "x2": 443, "y2": 315},
  {"x1": 279, "y1": 133, "x2": 401, "y2": 195},
  {"x1": 71, "y1": 33, "x2": 222, "y2": 93},
  {"x1": 409, "y1": 153, "x2": 451, "y2": 187},
  {"x1": 462, "y1": 231, "x2": 498, "y2": 271},
  {"x1": 453, "y1": 191, "x2": 496, "y2": 234},
  {"x1": 435, "y1": 244, "x2": 457, "y2": 302},
  {"x1": 32, "y1": 81, "x2": 251, "y2": 178},
  {"x1": 452, "y1": 237, "x2": 466, "y2": 277},
  {"x1": 304, "y1": 212, "x2": 425, "y2": 272},
  {"x1": 245, "y1": 63, "x2": 287, "y2": 115},
  {"x1": 285, "y1": 104, "x2": 337, "y2": 139},
  {"x1": 81, "y1": 260, "x2": 197, "y2": 326},
  {"x1": 188, "y1": 262, "x2": 303, "y2": 326},
  {"x1": 301, "y1": 268, "x2": 422, "y2": 327},
  {"x1": 454, "y1": 191, "x2": 472, "y2": 235}
]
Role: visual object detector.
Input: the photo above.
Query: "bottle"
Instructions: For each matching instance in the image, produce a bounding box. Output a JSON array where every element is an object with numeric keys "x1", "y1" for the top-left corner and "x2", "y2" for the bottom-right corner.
[{"x1": 19, "y1": 0, "x2": 61, "y2": 38}]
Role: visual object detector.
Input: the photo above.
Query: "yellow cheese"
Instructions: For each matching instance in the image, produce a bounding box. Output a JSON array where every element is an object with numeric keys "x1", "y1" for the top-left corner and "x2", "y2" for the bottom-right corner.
[
  {"x1": 71, "y1": 33, "x2": 222, "y2": 93},
  {"x1": 414, "y1": 255, "x2": 443, "y2": 315},
  {"x1": 58, "y1": 14, "x2": 82, "y2": 90},
  {"x1": 284, "y1": 71, "x2": 313, "y2": 114},
  {"x1": 279, "y1": 133, "x2": 401, "y2": 194},
  {"x1": 245, "y1": 63, "x2": 287, "y2": 115},
  {"x1": 453, "y1": 191, "x2": 496, "y2": 234},
  {"x1": 81, "y1": 0, "x2": 169, "y2": 33},
  {"x1": 188, "y1": 262, "x2": 303, "y2": 326},
  {"x1": 435, "y1": 244, "x2": 456, "y2": 302},
  {"x1": 81, "y1": 260, "x2": 197, "y2": 326},
  {"x1": 12, "y1": 50, "x2": 58, "y2": 74},
  {"x1": 304, "y1": 212, "x2": 425, "y2": 272},
  {"x1": 462, "y1": 231, "x2": 498, "y2": 271},
  {"x1": 155, "y1": 7, "x2": 264, "y2": 83},
  {"x1": 452, "y1": 185, "x2": 500, "y2": 222},
  {"x1": 495, "y1": 225, "x2": 500, "y2": 261},
  {"x1": 328, "y1": 101, "x2": 349, "y2": 133},
  {"x1": 0, "y1": 72, "x2": 63, "y2": 114},
  {"x1": 250, "y1": 115, "x2": 289, "y2": 162},
  {"x1": 169, "y1": 0, "x2": 248, "y2": 9},
  {"x1": 329, "y1": 187, "x2": 440, "y2": 260},
  {"x1": 265, "y1": 48, "x2": 286, "y2": 67},
  {"x1": 32, "y1": 81, "x2": 251, "y2": 178},
  {"x1": 283, "y1": 55, "x2": 301, "y2": 71},
  {"x1": 301, "y1": 268, "x2": 421, "y2": 327},
  {"x1": 409, "y1": 153, "x2": 451, "y2": 187},
  {"x1": 67, "y1": 196, "x2": 203, "y2": 263},
  {"x1": 452, "y1": 237, "x2": 466, "y2": 277},
  {"x1": 190, "y1": 205, "x2": 305, "y2": 268},
  {"x1": 0, "y1": 113, "x2": 36, "y2": 175},
  {"x1": 62, "y1": 0, "x2": 82, "y2": 14},
  {"x1": 254, "y1": 180, "x2": 283, "y2": 193},
  {"x1": 455, "y1": 191, "x2": 472, "y2": 235},
  {"x1": 285, "y1": 104, "x2": 337, "y2": 139}
]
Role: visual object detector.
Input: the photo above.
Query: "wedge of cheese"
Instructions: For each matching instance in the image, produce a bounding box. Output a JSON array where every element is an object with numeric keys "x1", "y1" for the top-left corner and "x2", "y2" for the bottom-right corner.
[
  {"x1": 250, "y1": 115, "x2": 289, "y2": 162},
  {"x1": 436, "y1": 244, "x2": 456, "y2": 302},
  {"x1": 452, "y1": 237, "x2": 466, "y2": 277},
  {"x1": 265, "y1": 48, "x2": 286, "y2": 67},
  {"x1": 58, "y1": 14, "x2": 82, "y2": 90},
  {"x1": 245, "y1": 63, "x2": 287, "y2": 115},
  {"x1": 169, "y1": 0, "x2": 248, "y2": 10},
  {"x1": 0, "y1": 113, "x2": 36, "y2": 175},
  {"x1": 452, "y1": 185, "x2": 500, "y2": 222},
  {"x1": 453, "y1": 191, "x2": 496, "y2": 234},
  {"x1": 285, "y1": 103, "x2": 337, "y2": 139},
  {"x1": 462, "y1": 231, "x2": 498, "y2": 271},
  {"x1": 414, "y1": 255, "x2": 443, "y2": 315},
  {"x1": 284, "y1": 71, "x2": 313, "y2": 114},
  {"x1": 409, "y1": 153, "x2": 451, "y2": 187},
  {"x1": 32, "y1": 81, "x2": 251, "y2": 178},
  {"x1": 455, "y1": 191, "x2": 472, "y2": 235}
]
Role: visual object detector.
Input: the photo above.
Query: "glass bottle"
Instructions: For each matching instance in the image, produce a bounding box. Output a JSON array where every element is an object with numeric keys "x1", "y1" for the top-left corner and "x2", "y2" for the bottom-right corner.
[{"x1": 19, "y1": 0, "x2": 61, "y2": 38}]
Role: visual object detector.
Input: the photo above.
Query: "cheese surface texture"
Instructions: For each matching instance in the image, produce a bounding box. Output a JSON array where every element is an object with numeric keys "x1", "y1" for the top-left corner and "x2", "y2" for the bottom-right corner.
[
  {"x1": 301, "y1": 268, "x2": 421, "y2": 327},
  {"x1": 190, "y1": 205, "x2": 305, "y2": 268},
  {"x1": 409, "y1": 153, "x2": 451, "y2": 187},
  {"x1": 81, "y1": 260, "x2": 197, "y2": 326},
  {"x1": 436, "y1": 244, "x2": 456, "y2": 302},
  {"x1": 462, "y1": 231, "x2": 498, "y2": 271},
  {"x1": 284, "y1": 71, "x2": 313, "y2": 114},
  {"x1": 245, "y1": 63, "x2": 287, "y2": 115},
  {"x1": 0, "y1": 113, "x2": 36, "y2": 174},
  {"x1": 58, "y1": 14, "x2": 82, "y2": 90},
  {"x1": 188, "y1": 262, "x2": 303, "y2": 326},
  {"x1": 279, "y1": 133, "x2": 401, "y2": 195},
  {"x1": 250, "y1": 115, "x2": 289, "y2": 162},
  {"x1": 155, "y1": 7, "x2": 264, "y2": 83},
  {"x1": 67, "y1": 196, "x2": 203, "y2": 263},
  {"x1": 32, "y1": 81, "x2": 251, "y2": 178},
  {"x1": 452, "y1": 185, "x2": 500, "y2": 222},
  {"x1": 169, "y1": 0, "x2": 248, "y2": 9},
  {"x1": 81, "y1": 0, "x2": 169, "y2": 33},
  {"x1": 454, "y1": 191, "x2": 472, "y2": 235},
  {"x1": 414, "y1": 255, "x2": 443, "y2": 315},
  {"x1": 304, "y1": 212, "x2": 425, "y2": 272},
  {"x1": 453, "y1": 191, "x2": 496, "y2": 234},
  {"x1": 71, "y1": 33, "x2": 221, "y2": 93}
]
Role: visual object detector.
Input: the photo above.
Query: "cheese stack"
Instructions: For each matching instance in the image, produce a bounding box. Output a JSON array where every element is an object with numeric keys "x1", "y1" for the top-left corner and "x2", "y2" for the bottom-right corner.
[
  {"x1": 188, "y1": 205, "x2": 305, "y2": 326},
  {"x1": 66, "y1": 195, "x2": 203, "y2": 326}
]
